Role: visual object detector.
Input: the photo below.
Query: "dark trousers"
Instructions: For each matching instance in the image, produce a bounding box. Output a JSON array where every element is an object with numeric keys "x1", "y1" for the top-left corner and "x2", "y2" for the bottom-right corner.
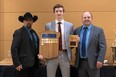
[
  {"x1": 78, "y1": 59, "x2": 100, "y2": 77},
  {"x1": 15, "y1": 66, "x2": 35, "y2": 77}
]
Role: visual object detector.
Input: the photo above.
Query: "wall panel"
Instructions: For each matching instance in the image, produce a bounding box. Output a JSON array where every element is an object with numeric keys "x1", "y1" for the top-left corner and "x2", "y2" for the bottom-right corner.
[{"x1": 0, "y1": 0, "x2": 116, "y2": 63}]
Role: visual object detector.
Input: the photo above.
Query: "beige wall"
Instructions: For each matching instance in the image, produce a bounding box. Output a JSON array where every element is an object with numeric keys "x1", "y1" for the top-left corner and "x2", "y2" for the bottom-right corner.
[{"x1": 0, "y1": 0, "x2": 116, "y2": 63}]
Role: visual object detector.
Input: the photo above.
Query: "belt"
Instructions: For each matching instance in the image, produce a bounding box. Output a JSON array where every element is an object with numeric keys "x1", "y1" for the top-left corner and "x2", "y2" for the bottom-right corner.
[
  {"x1": 59, "y1": 49, "x2": 67, "y2": 55},
  {"x1": 62, "y1": 49, "x2": 67, "y2": 52},
  {"x1": 80, "y1": 58, "x2": 88, "y2": 61}
]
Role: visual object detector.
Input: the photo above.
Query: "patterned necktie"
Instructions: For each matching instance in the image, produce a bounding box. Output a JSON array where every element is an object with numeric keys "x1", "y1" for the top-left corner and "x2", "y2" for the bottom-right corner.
[
  {"x1": 58, "y1": 22, "x2": 62, "y2": 51},
  {"x1": 82, "y1": 27, "x2": 88, "y2": 57}
]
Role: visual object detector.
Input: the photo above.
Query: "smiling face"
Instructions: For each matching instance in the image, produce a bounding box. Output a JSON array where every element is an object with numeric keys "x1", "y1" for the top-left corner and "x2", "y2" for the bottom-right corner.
[{"x1": 82, "y1": 11, "x2": 93, "y2": 26}]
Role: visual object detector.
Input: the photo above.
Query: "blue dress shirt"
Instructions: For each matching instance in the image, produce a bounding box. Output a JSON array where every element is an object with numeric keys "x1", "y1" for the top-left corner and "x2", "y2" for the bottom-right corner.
[{"x1": 80, "y1": 25, "x2": 92, "y2": 58}]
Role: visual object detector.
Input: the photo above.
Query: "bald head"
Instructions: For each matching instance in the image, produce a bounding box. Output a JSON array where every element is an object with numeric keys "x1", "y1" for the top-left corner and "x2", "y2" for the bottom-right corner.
[{"x1": 82, "y1": 11, "x2": 93, "y2": 26}]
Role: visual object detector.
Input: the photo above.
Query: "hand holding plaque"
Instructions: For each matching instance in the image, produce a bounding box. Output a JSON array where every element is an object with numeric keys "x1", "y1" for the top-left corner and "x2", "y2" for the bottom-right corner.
[{"x1": 69, "y1": 35, "x2": 79, "y2": 47}]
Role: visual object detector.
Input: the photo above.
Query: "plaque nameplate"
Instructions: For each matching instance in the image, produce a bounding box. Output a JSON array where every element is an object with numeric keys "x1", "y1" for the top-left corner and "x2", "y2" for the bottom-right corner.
[{"x1": 69, "y1": 35, "x2": 79, "y2": 47}]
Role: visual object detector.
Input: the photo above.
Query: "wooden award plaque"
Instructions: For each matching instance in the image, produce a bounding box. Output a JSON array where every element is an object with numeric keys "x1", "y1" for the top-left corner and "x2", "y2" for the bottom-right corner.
[
  {"x1": 69, "y1": 35, "x2": 79, "y2": 47},
  {"x1": 39, "y1": 30, "x2": 60, "y2": 59}
]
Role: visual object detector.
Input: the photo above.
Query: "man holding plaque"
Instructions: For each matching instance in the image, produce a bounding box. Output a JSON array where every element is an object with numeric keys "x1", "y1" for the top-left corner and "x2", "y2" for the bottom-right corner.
[
  {"x1": 74, "y1": 11, "x2": 107, "y2": 77},
  {"x1": 11, "y1": 12, "x2": 39, "y2": 77},
  {"x1": 39, "y1": 4, "x2": 74, "y2": 77}
]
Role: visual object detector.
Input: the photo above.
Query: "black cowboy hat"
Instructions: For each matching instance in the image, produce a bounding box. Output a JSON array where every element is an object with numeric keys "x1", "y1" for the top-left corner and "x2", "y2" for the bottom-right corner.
[{"x1": 18, "y1": 12, "x2": 38, "y2": 23}]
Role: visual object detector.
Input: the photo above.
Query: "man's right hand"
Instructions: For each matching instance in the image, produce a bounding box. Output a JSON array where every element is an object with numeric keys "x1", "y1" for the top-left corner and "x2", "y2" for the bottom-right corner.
[{"x1": 16, "y1": 65, "x2": 23, "y2": 71}]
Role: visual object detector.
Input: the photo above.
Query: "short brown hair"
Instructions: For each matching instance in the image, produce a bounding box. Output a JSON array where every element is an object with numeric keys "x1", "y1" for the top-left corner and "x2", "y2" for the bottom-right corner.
[
  {"x1": 53, "y1": 4, "x2": 65, "y2": 13},
  {"x1": 82, "y1": 11, "x2": 93, "y2": 19}
]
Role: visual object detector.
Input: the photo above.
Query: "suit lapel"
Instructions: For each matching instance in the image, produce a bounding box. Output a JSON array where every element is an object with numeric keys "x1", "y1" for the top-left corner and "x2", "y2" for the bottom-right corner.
[
  {"x1": 77, "y1": 26, "x2": 82, "y2": 37},
  {"x1": 75, "y1": 26, "x2": 82, "y2": 54},
  {"x1": 22, "y1": 26, "x2": 31, "y2": 40},
  {"x1": 51, "y1": 21, "x2": 56, "y2": 31},
  {"x1": 64, "y1": 21, "x2": 66, "y2": 33},
  {"x1": 22, "y1": 26, "x2": 33, "y2": 45},
  {"x1": 87, "y1": 25, "x2": 95, "y2": 48},
  {"x1": 64, "y1": 21, "x2": 67, "y2": 37}
]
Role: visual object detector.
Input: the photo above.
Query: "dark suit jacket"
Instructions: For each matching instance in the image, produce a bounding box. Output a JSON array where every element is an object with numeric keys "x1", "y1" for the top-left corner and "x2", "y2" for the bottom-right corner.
[
  {"x1": 74, "y1": 25, "x2": 107, "y2": 69},
  {"x1": 11, "y1": 26, "x2": 39, "y2": 68}
]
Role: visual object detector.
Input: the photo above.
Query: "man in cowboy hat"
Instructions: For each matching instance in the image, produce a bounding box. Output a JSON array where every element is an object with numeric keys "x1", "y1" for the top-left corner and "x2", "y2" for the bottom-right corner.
[{"x1": 11, "y1": 12, "x2": 39, "y2": 77}]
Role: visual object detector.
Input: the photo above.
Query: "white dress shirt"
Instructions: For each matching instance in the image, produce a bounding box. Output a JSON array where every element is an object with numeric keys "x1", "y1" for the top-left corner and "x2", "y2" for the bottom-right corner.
[{"x1": 55, "y1": 19, "x2": 66, "y2": 50}]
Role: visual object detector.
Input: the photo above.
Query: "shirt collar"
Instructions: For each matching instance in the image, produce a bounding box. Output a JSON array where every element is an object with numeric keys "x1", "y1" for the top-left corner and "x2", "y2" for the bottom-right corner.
[
  {"x1": 24, "y1": 25, "x2": 31, "y2": 31},
  {"x1": 55, "y1": 19, "x2": 64, "y2": 24},
  {"x1": 82, "y1": 24, "x2": 92, "y2": 30}
]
